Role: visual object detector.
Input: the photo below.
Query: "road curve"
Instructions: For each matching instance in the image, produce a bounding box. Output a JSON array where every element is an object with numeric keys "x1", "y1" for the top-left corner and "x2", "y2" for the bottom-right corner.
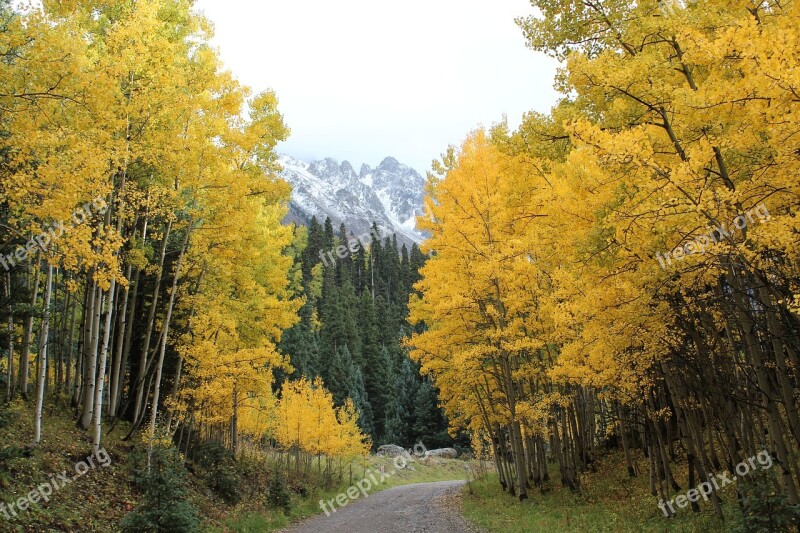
[{"x1": 282, "y1": 480, "x2": 478, "y2": 533}]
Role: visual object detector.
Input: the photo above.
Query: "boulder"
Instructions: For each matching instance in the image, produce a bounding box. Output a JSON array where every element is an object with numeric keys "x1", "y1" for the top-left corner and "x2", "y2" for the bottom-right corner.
[
  {"x1": 377, "y1": 444, "x2": 406, "y2": 457},
  {"x1": 424, "y1": 448, "x2": 458, "y2": 459}
]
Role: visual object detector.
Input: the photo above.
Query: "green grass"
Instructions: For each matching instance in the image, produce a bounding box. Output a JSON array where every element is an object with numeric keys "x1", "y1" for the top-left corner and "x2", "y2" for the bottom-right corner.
[
  {"x1": 461, "y1": 453, "x2": 744, "y2": 533},
  {"x1": 381, "y1": 455, "x2": 475, "y2": 487}
]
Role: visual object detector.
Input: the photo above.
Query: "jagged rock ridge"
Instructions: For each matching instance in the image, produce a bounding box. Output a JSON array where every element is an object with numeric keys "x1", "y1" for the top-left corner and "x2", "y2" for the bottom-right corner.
[{"x1": 279, "y1": 154, "x2": 426, "y2": 246}]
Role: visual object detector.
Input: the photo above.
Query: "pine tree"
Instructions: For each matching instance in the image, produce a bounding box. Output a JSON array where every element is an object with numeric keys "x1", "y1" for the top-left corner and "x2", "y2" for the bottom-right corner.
[
  {"x1": 382, "y1": 355, "x2": 419, "y2": 446},
  {"x1": 300, "y1": 216, "x2": 327, "y2": 284},
  {"x1": 351, "y1": 228, "x2": 367, "y2": 294},
  {"x1": 387, "y1": 234, "x2": 405, "y2": 308},
  {"x1": 279, "y1": 301, "x2": 320, "y2": 381},
  {"x1": 335, "y1": 222, "x2": 354, "y2": 284},
  {"x1": 121, "y1": 445, "x2": 199, "y2": 533},
  {"x1": 358, "y1": 292, "x2": 389, "y2": 437},
  {"x1": 323, "y1": 217, "x2": 335, "y2": 247},
  {"x1": 412, "y1": 379, "x2": 445, "y2": 445},
  {"x1": 349, "y1": 367, "x2": 375, "y2": 439},
  {"x1": 367, "y1": 224, "x2": 384, "y2": 300},
  {"x1": 288, "y1": 216, "x2": 446, "y2": 447},
  {"x1": 328, "y1": 345, "x2": 354, "y2": 406}
]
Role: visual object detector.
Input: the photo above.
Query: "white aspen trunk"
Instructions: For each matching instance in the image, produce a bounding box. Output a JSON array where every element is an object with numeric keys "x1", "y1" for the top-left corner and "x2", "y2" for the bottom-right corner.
[
  {"x1": 108, "y1": 151, "x2": 129, "y2": 419},
  {"x1": 33, "y1": 263, "x2": 53, "y2": 446},
  {"x1": 79, "y1": 283, "x2": 101, "y2": 429},
  {"x1": 92, "y1": 277, "x2": 116, "y2": 454}
]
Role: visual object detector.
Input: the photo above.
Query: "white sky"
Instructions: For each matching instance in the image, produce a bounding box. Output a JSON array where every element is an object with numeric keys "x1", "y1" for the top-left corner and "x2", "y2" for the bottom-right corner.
[{"x1": 193, "y1": 0, "x2": 560, "y2": 173}]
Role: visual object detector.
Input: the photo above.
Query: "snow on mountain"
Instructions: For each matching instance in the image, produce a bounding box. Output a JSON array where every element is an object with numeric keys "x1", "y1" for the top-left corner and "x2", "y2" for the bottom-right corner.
[{"x1": 279, "y1": 154, "x2": 426, "y2": 246}]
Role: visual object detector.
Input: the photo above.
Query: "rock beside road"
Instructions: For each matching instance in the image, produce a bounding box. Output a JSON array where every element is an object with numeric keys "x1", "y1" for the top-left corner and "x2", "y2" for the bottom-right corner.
[
  {"x1": 425, "y1": 448, "x2": 458, "y2": 459},
  {"x1": 377, "y1": 444, "x2": 406, "y2": 457}
]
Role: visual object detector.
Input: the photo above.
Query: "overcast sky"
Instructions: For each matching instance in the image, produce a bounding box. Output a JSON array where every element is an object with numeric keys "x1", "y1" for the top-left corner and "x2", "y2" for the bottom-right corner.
[{"x1": 193, "y1": 0, "x2": 560, "y2": 173}]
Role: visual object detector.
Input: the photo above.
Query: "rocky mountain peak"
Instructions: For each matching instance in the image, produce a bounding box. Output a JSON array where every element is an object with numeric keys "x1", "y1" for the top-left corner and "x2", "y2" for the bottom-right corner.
[
  {"x1": 378, "y1": 156, "x2": 401, "y2": 172},
  {"x1": 279, "y1": 154, "x2": 426, "y2": 246}
]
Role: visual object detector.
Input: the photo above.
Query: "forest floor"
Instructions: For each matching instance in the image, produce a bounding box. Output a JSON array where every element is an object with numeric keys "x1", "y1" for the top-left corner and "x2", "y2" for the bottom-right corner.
[{"x1": 0, "y1": 398, "x2": 137, "y2": 532}]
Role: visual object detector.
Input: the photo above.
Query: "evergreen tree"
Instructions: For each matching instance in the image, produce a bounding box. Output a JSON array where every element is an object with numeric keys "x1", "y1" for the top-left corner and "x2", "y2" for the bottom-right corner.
[
  {"x1": 121, "y1": 446, "x2": 199, "y2": 533},
  {"x1": 374, "y1": 295, "x2": 398, "y2": 347},
  {"x1": 387, "y1": 234, "x2": 405, "y2": 308},
  {"x1": 412, "y1": 378, "x2": 447, "y2": 446},
  {"x1": 382, "y1": 355, "x2": 419, "y2": 446},
  {"x1": 358, "y1": 292, "x2": 389, "y2": 436},
  {"x1": 323, "y1": 217, "x2": 335, "y2": 246},
  {"x1": 349, "y1": 367, "x2": 375, "y2": 439},
  {"x1": 328, "y1": 345, "x2": 355, "y2": 405},
  {"x1": 267, "y1": 470, "x2": 292, "y2": 514},
  {"x1": 336, "y1": 222, "x2": 353, "y2": 284},
  {"x1": 278, "y1": 301, "x2": 320, "y2": 381},
  {"x1": 408, "y1": 243, "x2": 428, "y2": 335},
  {"x1": 300, "y1": 216, "x2": 327, "y2": 284},
  {"x1": 351, "y1": 229, "x2": 368, "y2": 294},
  {"x1": 383, "y1": 406, "x2": 405, "y2": 447},
  {"x1": 409, "y1": 243, "x2": 427, "y2": 286},
  {"x1": 367, "y1": 224, "x2": 384, "y2": 300},
  {"x1": 400, "y1": 243, "x2": 410, "y2": 293},
  {"x1": 319, "y1": 273, "x2": 362, "y2": 380}
]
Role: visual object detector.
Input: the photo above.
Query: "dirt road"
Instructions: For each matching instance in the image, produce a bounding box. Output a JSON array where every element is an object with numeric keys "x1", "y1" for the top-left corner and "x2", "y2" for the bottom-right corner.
[{"x1": 282, "y1": 480, "x2": 478, "y2": 533}]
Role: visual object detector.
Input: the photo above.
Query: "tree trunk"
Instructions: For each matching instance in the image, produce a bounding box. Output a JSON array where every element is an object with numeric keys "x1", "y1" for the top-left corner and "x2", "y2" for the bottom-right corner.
[
  {"x1": 92, "y1": 277, "x2": 116, "y2": 454},
  {"x1": 79, "y1": 282, "x2": 102, "y2": 429},
  {"x1": 33, "y1": 263, "x2": 53, "y2": 446}
]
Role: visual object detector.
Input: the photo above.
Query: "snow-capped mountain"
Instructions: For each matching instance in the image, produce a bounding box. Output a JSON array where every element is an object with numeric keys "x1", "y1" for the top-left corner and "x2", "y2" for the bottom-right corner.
[{"x1": 279, "y1": 154, "x2": 426, "y2": 246}]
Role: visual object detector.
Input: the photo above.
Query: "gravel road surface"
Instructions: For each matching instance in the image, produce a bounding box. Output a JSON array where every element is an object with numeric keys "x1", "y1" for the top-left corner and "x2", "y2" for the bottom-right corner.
[{"x1": 282, "y1": 480, "x2": 479, "y2": 533}]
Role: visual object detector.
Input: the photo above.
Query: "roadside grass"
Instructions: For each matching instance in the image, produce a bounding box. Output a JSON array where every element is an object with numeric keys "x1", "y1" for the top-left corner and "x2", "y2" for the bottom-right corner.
[
  {"x1": 462, "y1": 452, "x2": 741, "y2": 533},
  {"x1": 382, "y1": 455, "x2": 475, "y2": 488}
]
